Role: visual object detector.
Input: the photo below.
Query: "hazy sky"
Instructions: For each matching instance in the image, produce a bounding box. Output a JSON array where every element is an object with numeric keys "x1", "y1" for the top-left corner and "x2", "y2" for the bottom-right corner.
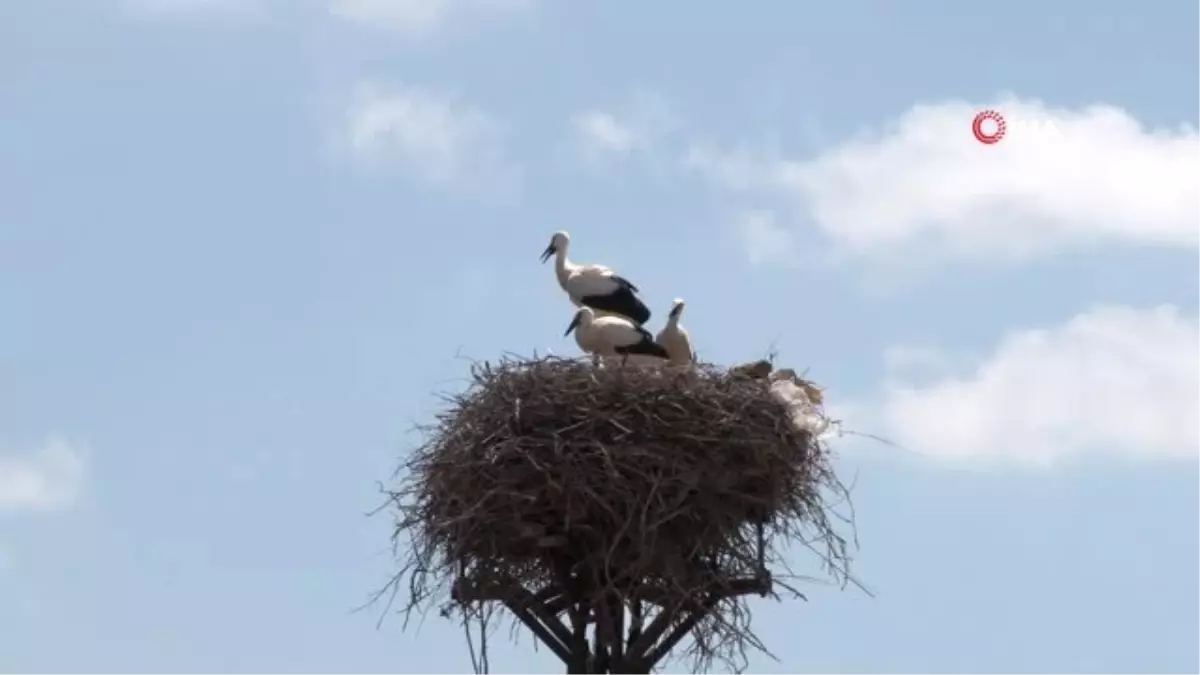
[{"x1": 1, "y1": 0, "x2": 1197, "y2": 673}]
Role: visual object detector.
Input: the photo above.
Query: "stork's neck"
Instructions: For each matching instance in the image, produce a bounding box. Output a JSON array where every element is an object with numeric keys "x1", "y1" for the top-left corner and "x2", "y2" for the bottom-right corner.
[
  {"x1": 576, "y1": 311, "x2": 595, "y2": 331},
  {"x1": 666, "y1": 312, "x2": 681, "y2": 327},
  {"x1": 554, "y1": 246, "x2": 574, "y2": 287}
]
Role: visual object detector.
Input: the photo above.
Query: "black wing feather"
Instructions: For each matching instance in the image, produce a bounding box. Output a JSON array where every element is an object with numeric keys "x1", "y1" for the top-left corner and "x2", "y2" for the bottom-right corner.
[
  {"x1": 608, "y1": 274, "x2": 639, "y2": 293},
  {"x1": 580, "y1": 286, "x2": 652, "y2": 325},
  {"x1": 615, "y1": 332, "x2": 670, "y2": 359}
]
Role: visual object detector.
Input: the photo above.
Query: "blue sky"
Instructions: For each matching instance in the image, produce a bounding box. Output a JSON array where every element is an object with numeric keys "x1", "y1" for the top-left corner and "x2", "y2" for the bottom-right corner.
[{"x1": 1, "y1": 0, "x2": 1197, "y2": 672}]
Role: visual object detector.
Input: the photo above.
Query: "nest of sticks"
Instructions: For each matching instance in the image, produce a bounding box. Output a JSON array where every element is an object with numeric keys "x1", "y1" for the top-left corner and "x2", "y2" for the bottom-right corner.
[{"x1": 381, "y1": 355, "x2": 855, "y2": 673}]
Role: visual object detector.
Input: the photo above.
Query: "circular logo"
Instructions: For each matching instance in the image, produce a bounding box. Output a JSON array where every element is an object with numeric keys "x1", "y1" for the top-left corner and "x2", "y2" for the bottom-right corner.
[{"x1": 972, "y1": 110, "x2": 1006, "y2": 145}]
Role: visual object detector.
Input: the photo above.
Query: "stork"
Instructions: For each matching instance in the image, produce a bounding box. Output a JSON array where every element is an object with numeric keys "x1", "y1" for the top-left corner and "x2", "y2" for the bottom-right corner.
[
  {"x1": 540, "y1": 230, "x2": 652, "y2": 325},
  {"x1": 655, "y1": 298, "x2": 696, "y2": 365},
  {"x1": 564, "y1": 307, "x2": 669, "y2": 366}
]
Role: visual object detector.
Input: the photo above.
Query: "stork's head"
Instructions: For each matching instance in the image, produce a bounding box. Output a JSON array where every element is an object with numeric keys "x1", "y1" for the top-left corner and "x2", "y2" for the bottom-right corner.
[
  {"x1": 669, "y1": 297, "x2": 686, "y2": 320},
  {"x1": 540, "y1": 231, "x2": 570, "y2": 263},
  {"x1": 563, "y1": 306, "x2": 594, "y2": 336}
]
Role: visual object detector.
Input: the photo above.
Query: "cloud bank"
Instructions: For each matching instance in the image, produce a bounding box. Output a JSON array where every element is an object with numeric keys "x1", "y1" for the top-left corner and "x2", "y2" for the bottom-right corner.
[
  {"x1": 689, "y1": 97, "x2": 1199, "y2": 264},
  {"x1": 861, "y1": 305, "x2": 1199, "y2": 465}
]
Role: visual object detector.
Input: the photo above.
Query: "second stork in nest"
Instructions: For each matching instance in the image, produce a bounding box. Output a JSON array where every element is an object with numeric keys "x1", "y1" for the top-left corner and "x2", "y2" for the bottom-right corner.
[{"x1": 565, "y1": 307, "x2": 669, "y2": 366}]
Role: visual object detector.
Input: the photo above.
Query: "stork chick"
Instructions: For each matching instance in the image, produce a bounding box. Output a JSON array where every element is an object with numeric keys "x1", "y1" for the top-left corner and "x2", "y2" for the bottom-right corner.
[{"x1": 655, "y1": 298, "x2": 696, "y2": 365}]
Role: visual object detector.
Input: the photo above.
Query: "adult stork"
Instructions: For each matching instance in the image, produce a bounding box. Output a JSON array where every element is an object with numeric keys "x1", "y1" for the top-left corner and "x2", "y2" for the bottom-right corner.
[
  {"x1": 540, "y1": 230, "x2": 652, "y2": 326},
  {"x1": 564, "y1": 307, "x2": 669, "y2": 366},
  {"x1": 655, "y1": 298, "x2": 696, "y2": 365}
]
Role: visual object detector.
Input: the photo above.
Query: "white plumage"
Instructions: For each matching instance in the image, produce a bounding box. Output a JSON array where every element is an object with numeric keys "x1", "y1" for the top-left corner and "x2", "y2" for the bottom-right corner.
[
  {"x1": 564, "y1": 307, "x2": 669, "y2": 365},
  {"x1": 540, "y1": 230, "x2": 652, "y2": 325},
  {"x1": 655, "y1": 298, "x2": 695, "y2": 365}
]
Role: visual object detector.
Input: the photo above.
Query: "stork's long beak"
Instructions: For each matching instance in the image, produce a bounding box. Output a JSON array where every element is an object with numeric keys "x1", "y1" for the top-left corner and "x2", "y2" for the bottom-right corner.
[
  {"x1": 564, "y1": 312, "x2": 581, "y2": 336},
  {"x1": 539, "y1": 243, "x2": 556, "y2": 263}
]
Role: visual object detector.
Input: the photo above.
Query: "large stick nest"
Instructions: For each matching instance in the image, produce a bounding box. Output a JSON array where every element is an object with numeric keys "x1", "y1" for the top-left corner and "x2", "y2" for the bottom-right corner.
[{"x1": 381, "y1": 355, "x2": 856, "y2": 672}]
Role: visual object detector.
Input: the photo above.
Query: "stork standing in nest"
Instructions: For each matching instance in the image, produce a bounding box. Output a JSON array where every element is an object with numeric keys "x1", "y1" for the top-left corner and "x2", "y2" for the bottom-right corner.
[
  {"x1": 655, "y1": 297, "x2": 696, "y2": 366},
  {"x1": 540, "y1": 230, "x2": 652, "y2": 326},
  {"x1": 565, "y1": 307, "x2": 669, "y2": 366}
]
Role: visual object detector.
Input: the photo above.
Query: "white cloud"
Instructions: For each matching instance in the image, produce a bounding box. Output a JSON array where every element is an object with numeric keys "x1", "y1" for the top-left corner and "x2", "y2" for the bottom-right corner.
[
  {"x1": 688, "y1": 97, "x2": 1200, "y2": 264},
  {"x1": 571, "y1": 92, "x2": 676, "y2": 164},
  {"x1": 735, "y1": 210, "x2": 796, "y2": 265},
  {"x1": 341, "y1": 82, "x2": 516, "y2": 189},
  {"x1": 685, "y1": 142, "x2": 775, "y2": 191},
  {"x1": 1, "y1": 437, "x2": 87, "y2": 513},
  {"x1": 330, "y1": 0, "x2": 530, "y2": 37},
  {"x1": 864, "y1": 305, "x2": 1199, "y2": 465},
  {"x1": 573, "y1": 111, "x2": 638, "y2": 156}
]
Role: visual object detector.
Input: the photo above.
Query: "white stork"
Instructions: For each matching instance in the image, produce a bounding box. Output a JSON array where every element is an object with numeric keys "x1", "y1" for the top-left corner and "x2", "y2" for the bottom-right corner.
[
  {"x1": 540, "y1": 230, "x2": 652, "y2": 326},
  {"x1": 655, "y1": 298, "x2": 696, "y2": 365},
  {"x1": 564, "y1": 307, "x2": 669, "y2": 366}
]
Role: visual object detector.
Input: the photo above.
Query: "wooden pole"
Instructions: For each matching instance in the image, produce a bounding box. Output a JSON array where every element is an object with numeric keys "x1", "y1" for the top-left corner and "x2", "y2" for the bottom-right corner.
[
  {"x1": 452, "y1": 572, "x2": 770, "y2": 673},
  {"x1": 566, "y1": 603, "x2": 589, "y2": 674}
]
